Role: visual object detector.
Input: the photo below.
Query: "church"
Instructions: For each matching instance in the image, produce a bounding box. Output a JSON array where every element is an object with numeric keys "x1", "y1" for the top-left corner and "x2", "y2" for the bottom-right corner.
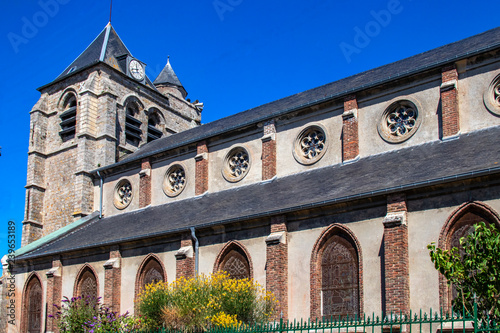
[{"x1": 2, "y1": 23, "x2": 500, "y2": 333}]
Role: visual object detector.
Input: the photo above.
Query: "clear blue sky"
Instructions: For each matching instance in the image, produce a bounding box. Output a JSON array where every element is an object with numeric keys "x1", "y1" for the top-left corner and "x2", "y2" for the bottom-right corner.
[{"x1": 0, "y1": 0, "x2": 498, "y2": 259}]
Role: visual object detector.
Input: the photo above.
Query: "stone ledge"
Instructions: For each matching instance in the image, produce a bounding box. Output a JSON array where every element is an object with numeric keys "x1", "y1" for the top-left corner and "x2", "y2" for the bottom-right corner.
[
  {"x1": 265, "y1": 231, "x2": 286, "y2": 245},
  {"x1": 383, "y1": 212, "x2": 407, "y2": 227},
  {"x1": 175, "y1": 246, "x2": 193, "y2": 259}
]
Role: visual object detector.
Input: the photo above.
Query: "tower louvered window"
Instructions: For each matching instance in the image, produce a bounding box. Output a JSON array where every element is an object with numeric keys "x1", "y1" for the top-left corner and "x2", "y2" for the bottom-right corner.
[
  {"x1": 147, "y1": 112, "x2": 163, "y2": 142},
  {"x1": 60, "y1": 95, "x2": 77, "y2": 141},
  {"x1": 125, "y1": 105, "x2": 142, "y2": 146}
]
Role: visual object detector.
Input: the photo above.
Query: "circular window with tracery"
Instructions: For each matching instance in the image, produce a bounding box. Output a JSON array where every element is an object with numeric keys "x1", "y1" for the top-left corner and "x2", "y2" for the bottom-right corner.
[
  {"x1": 163, "y1": 164, "x2": 186, "y2": 197},
  {"x1": 114, "y1": 179, "x2": 133, "y2": 209},
  {"x1": 293, "y1": 125, "x2": 327, "y2": 165},
  {"x1": 378, "y1": 99, "x2": 421, "y2": 143},
  {"x1": 222, "y1": 147, "x2": 250, "y2": 182},
  {"x1": 483, "y1": 74, "x2": 500, "y2": 116}
]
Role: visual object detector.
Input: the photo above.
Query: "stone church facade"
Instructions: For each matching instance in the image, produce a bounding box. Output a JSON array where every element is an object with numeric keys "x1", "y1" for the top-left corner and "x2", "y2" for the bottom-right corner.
[{"x1": 2, "y1": 24, "x2": 500, "y2": 333}]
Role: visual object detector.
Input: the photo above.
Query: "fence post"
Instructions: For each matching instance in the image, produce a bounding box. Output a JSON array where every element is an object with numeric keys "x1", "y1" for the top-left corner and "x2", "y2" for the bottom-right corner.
[{"x1": 473, "y1": 293, "x2": 478, "y2": 333}]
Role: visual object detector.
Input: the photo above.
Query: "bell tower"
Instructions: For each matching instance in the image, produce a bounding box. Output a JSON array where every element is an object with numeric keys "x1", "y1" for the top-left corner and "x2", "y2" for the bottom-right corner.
[{"x1": 22, "y1": 23, "x2": 201, "y2": 245}]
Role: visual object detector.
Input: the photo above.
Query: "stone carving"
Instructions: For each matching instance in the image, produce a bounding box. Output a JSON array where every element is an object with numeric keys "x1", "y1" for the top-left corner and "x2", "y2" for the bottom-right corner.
[
  {"x1": 114, "y1": 179, "x2": 133, "y2": 209},
  {"x1": 164, "y1": 165, "x2": 186, "y2": 197},
  {"x1": 223, "y1": 147, "x2": 250, "y2": 182},
  {"x1": 293, "y1": 125, "x2": 327, "y2": 165},
  {"x1": 483, "y1": 76, "x2": 500, "y2": 116}
]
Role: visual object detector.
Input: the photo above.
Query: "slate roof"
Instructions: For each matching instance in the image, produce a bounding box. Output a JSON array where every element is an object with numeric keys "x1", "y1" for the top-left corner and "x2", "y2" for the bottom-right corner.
[
  {"x1": 154, "y1": 57, "x2": 187, "y2": 98},
  {"x1": 18, "y1": 125, "x2": 500, "y2": 260},
  {"x1": 46, "y1": 23, "x2": 156, "y2": 89},
  {"x1": 103, "y1": 26, "x2": 500, "y2": 170}
]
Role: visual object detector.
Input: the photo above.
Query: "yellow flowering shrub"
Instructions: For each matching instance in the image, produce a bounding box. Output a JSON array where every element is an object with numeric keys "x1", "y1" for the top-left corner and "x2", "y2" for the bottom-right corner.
[{"x1": 136, "y1": 272, "x2": 277, "y2": 332}]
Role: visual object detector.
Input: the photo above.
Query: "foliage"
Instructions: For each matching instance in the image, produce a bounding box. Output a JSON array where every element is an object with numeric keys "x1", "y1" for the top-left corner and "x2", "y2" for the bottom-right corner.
[
  {"x1": 136, "y1": 271, "x2": 277, "y2": 332},
  {"x1": 50, "y1": 295, "x2": 135, "y2": 333},
  {"x1": 428, "y1": 221, "x2": 500, "y2": 321}
]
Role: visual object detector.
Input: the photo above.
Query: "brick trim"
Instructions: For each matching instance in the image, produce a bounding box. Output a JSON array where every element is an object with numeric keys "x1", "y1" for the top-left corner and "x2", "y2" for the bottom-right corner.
[
  {"x1": 437, "y1": 201, "x2": 500, "y2": 311},
  {"x1": 342, "y1": 95, "x2": 359, "y2": 162},
  {"x1": 440, "y1": 65, "x2": 460, "y2": 138},
  {"x1": 134, "y1": 253, "x2": 167, "y2": 303},
  {"x1": 46, "y1": 259, "x2": 63, "y2": 333},
  {"x1": 266, "y1": 215, "x2": 288, "y2": 319},
  {"x1": 383, "y1": 193, "x2": 409, "y2": 315},
  {"x1": 262, "y1": 120, "x2": 277, "y2": 180},
  {"x1": 310, "y1": 223, "x2": 364, "y2": 319},
  {"x1": 195, "y1": 141, "x2": 209, "y2": 195},
  {"x1": 21, "y1": 272, "x2": 43, "y2": 333},
  {"x1": 139, "y1": 158, "x2": 152, "y2": 208},
  {"x1": 176, "y1": 234, "x2": 195, "y2": 279},
  {"x1": 73, "y1": 264, "x2": 99, "y2": 298},
  {"x1": 103, "y1": 249, "x2": 121, "y2": 313}
]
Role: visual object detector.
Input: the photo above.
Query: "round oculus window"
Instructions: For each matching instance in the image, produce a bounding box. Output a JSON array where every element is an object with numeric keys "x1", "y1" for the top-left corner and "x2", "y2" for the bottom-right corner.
[
  {"x1": 163, "y1": 164, "x2": 186, "y2": 197},
  {"x1": 222, "y1": 147, "x2": 251, "y2": 182},
  {"x1": 114, "y1": 179, "x2": 133, "y2": 209},
  {"x1": 293, "y1": 125, "x2": 327, "y2": 165},
  {"x1": 377, "y1": 100, "x2": 421, "y2": 143},
  {"x1": 483, "y1": 74, "x2": 500, "y2": 116}
]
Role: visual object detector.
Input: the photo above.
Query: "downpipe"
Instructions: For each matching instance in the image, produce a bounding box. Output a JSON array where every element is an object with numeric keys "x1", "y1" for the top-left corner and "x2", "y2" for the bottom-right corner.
[
  {"x1": 190, "y1": 227, "x2": 199, "y2": 275},
  {"x1": 97, "y1": 171, "x2": 104, "y2": 219}
]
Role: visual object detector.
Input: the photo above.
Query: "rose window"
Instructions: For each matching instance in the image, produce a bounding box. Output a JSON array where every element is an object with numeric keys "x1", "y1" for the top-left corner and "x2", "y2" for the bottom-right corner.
[
  {"x1": 483, "y1": 76, "x2": 500, "y2": 116},
  {"x1": 386, "y1": 105, "x2": 416, "y2": 137},
  {"x1": 114, "y1": 179, "x2": 133, "y2": 209},
  {"x1": 378, "y1": 100, "x2": 421, "y2": 143},
  {"x1": 223, "y1": 147, "x2": 250, "y2": 182},
  {"x1": 163, "y1": 165, "x2": 186, "y2": 197},
  {"x1": 293, "y1": 125, "x2": 328, "y2": 165}
]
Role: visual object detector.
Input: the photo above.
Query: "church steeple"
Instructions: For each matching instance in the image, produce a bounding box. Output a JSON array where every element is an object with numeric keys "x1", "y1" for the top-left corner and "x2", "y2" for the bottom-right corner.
[
  {"x1": 154, "y1": 57, "x2": 188, "y2": 99},
  {"x1": 49, "y1": 23, "x2": 155, "y2": 89}
]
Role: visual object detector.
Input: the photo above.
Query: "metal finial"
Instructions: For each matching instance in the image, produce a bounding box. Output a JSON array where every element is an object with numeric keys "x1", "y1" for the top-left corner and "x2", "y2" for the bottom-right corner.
[{"x1": 109, "y1": 0, "x2": 113, "y2": 23}]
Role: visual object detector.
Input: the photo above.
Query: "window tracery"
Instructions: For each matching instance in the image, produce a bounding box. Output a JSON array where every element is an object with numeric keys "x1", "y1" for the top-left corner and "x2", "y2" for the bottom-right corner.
[
  {"x1": 26, "y1": 276, "x2": 42, "y2": 333},
  {"x1": 293, "y1": 125, "x2": 327, "y2": 165},
  {"x1": 222, "y1": 147, "x2": 250, "y2": 182},
  {"x1": 378, "y1": 100, "x2": 421, "y2": 143},
  {"x1": 163, "y1": 164, "x2": 186, "y2": 197},
  {"x1": 484, "y1": 75, "x2": 500, "y2": 115},
  {"x1": 321, "y1": 235, "x2": 359, "y2": 319},
  {"x1": 114, "y1": 179, "x2": 133, "y2": 209},
  {"x1": 76, "y1": 268, "x2": 98, "y2": 299}
]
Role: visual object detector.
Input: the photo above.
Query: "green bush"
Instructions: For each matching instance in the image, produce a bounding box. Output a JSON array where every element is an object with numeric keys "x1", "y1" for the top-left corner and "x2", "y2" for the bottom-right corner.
[{"x1": 136, "y1": 272, "x2": 277, "y2": 331}]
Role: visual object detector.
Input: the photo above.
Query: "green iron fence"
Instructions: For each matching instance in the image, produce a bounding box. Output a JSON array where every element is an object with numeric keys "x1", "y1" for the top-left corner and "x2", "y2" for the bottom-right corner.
[{"x1": 141, "y1": 302, "x2": 499, "y2": 333}]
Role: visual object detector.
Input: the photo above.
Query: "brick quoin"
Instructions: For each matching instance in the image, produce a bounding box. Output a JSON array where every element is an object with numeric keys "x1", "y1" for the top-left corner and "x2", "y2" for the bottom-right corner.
[
  {"x1": 383, "y1": 193, "x2": 410, "y2": 315},
  {"x1": 262, "y1": 120, "x2": 277, "y2": 181},
  {"x1": 46, "y1": 259, "x2": 63, "y2": 333},
  {"x1": 195, "y1": 141, "x2": 209, "y2": 195},
  {"x1": 176, "y1": 234, "x2": 195, "y2": 279},
  {"x1": 342, "y1": 95, "x2": 359, "y2": 162},
  {"x1": 104, "y1": 248, "x2": 121, "y2": 313},
  {"x1": 266, "y1": 215, "x2": 288, "y2": 319},
  {"x1": 441, "y1": 65, "x2": 460, "y2": 138},
  {"x1": 139, "y1": 158, "x2": 152, "y2": 208}
]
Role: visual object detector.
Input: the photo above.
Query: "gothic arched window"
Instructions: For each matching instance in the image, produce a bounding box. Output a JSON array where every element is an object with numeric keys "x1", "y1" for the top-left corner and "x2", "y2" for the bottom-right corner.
[
  {"x1": 59, "y1": 93, "x2": 77, "y2": 141},
  {"x1": 214, "y1": 242, "x2": 252, "y2": 280},
  {"x1": 439, "y1": 202, "x2": 500, "y2": 311},
  {"x1": 24, "y1": 275, "x2": 42, "y2": 333},
  {"x1": 138, "y1": 256, "x2": 165, "y2": 292},
  {"x1": 75, "y1": 266, "x2": 98, "y2": 299},
  {"x1": 311, "y1": 224, "x2": 362, "y2": 320}
]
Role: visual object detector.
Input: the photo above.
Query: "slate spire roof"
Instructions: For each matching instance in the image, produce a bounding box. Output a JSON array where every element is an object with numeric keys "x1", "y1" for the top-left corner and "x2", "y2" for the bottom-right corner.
[
  {"x1": 50, "y1": 23, "x2": 155, "y2": 88},
  {"x1": 154, "y1": 57, "x2": 188, "y2": 98}
]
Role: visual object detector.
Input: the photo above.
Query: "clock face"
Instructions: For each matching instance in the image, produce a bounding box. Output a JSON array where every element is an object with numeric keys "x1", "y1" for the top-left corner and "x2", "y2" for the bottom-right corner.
[{"x1": 129, "y1": 59, "x2": 145, "y2": 81}]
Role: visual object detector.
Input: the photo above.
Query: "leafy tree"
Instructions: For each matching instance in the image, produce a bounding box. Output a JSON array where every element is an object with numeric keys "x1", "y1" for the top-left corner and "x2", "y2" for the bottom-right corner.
[{"x1": 428, "y1": 221, "x2": 500, "y2": 321}]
